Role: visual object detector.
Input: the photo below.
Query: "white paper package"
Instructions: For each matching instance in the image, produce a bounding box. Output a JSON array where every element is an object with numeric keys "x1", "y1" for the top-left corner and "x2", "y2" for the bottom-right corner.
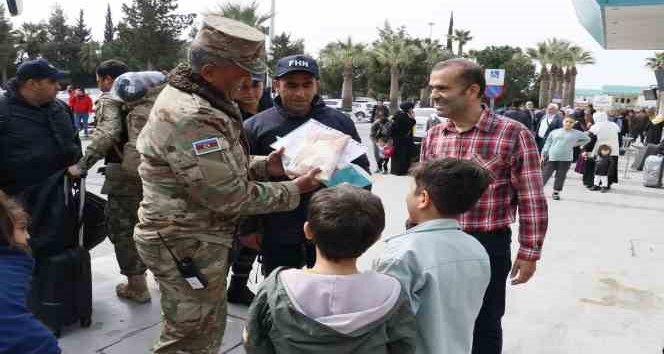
[{"x1": 270, "y1": 119, "x2": 367, "y2": 181}]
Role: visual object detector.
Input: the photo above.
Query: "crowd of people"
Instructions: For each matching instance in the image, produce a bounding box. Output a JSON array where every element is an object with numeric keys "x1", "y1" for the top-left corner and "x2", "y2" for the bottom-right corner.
[{"x1": 1, "y1": 13, "x2": 663, "y2": 354}]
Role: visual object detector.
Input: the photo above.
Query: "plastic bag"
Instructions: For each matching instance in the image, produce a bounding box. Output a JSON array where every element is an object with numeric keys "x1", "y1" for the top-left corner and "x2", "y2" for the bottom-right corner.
[
  {"x1": 270, "y1": 119, "x2": 363, "y2": 181},
  {"x1": 110, "y1": 71, "x2": 167, "y2": 103}
]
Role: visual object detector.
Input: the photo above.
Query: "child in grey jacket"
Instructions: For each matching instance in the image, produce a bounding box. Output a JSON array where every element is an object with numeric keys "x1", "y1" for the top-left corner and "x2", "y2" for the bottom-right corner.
[
  {"x1": 244, "y1": 185, "x2": 416, "y2": 354},
  {"x1": 375, "y1": 158, "x2": 492, "y2": 354}
]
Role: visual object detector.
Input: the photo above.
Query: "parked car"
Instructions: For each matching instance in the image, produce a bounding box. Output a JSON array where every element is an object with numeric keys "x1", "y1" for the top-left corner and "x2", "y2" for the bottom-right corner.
[
  {"x1": 413, "y1": 107, "x2": 445, "y2": 157},
  {"x1": 325, "y1": 98, "x2": 372, "y2": 123}
]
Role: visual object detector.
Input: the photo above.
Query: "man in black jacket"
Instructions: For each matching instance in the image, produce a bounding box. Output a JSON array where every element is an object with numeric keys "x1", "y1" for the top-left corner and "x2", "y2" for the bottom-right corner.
[
  {"x1": 0, "y1": 58, "x2": 81, "y2": 258},
  {"x1": 243, "y1": 55, "x2": 370, "y2": 275}
]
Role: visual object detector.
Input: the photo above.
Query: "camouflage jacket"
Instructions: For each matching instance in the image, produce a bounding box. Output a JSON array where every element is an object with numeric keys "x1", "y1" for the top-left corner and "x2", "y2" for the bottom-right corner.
[
  {"x1": 77, "y1": 91, "x2": 141, "y2": 195},
  {"x1": 134, "y1": 64, "x2": 300, "y2": 247}
]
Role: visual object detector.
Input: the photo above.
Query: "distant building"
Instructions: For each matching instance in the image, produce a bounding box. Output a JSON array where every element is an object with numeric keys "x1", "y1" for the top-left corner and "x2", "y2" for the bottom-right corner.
[{"x1": 575, "y1": 85, "x2": 657, "y2": 109}]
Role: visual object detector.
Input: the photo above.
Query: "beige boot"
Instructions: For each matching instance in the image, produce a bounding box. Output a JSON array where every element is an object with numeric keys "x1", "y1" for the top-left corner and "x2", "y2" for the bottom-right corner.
[{"x1": 116, "y1": 275, "x2": 151, "y2": 304}]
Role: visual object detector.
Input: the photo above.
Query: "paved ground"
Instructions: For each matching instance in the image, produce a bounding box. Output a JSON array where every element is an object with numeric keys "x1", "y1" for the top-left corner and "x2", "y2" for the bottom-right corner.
[{"x1": 59, "y1": 123, "x2": 664, "y2": 353}]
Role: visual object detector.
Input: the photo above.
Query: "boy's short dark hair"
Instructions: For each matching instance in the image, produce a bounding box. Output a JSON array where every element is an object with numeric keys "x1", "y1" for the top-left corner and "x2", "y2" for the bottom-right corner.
[
  {"x1": 307, "y1": 184, "x2": 385, "y2": 262},
  {"x1": 410, "y1": 158, "x2": 492, "y2": 216},
  {"x1": 96, "y1": 59, "x2": 129, "y2": 80}
]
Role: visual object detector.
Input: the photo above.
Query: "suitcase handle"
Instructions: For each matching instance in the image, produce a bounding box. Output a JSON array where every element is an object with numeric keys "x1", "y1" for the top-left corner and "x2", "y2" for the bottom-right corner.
[{"x1": 64, "y1": 174, "x2": 86, "y2": 248}]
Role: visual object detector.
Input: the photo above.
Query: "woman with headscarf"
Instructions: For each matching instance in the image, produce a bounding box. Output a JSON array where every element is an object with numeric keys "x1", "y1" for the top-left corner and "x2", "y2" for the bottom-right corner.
[
  {"x1": 390, "y1": 102, "x2": 416, "y2": 175},
  {"x1": 585, "y1": 111, "x2": 620, "y2": 188}
]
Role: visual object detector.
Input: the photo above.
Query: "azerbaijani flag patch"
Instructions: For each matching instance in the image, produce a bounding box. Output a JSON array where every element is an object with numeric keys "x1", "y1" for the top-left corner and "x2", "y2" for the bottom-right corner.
[{"x1": 192, "y1": 137, "x2": 224, "y2": 156}]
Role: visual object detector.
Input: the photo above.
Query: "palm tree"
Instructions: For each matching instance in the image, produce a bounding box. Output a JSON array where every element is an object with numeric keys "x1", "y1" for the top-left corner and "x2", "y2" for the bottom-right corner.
[
  {"x1": 453, "y1": 29, "x2": 472, "y2": 56},
  {"x1": 645, "y1": 52, "x2": 664, "y2": 118},
  {"x1": 561, "y1": 45, "x2": 594, "y2": 106},
  {"x1": 373, "y1": 22, "x2": 418, "y2": 112},
  {"x1": 527, "y1": 41, "x2": 553, "y2": 107},
  {"x1": 544, "y1": 38, "x2": 571, "y2": 106},
  {"x1": 319, "y1": 37, "x2": 367, "y2": 111},
  {"x1": 216, "y1": 1, "x2": 273, "y2": 34}
]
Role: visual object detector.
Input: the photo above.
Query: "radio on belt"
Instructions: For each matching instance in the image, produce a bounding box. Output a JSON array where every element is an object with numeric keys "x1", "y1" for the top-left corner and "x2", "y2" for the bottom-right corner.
[{"x1": 157, "y1": 232, "x2": 208, "y2": 290}]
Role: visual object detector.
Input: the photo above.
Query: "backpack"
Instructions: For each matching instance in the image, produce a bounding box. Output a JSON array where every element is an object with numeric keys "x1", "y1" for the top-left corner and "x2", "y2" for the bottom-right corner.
[
  {"x1": 120, "y1": 84, "x2": 166, "y2": 177},
  {"x1": 642, "y1": 154, "x2": 664, "y2": 188}
]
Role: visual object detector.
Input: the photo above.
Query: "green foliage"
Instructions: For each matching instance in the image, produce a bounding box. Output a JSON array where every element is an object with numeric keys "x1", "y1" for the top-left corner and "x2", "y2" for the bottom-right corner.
[
  {"x1": 117, "y1": 0, "x2": 195, "y2": 70},
  {"x1": 104, "y1": 3, "x2": 114, "y2": 43},
  {"x1": 452, "y1": 29, "x2": 472, "y2": 56},
  {"x1": 319, "y1": 37, "x2": 367, "y2": 108},
  {"x1": 79, "y1": 41, "x2": 101, "y2": 74},
  {"x1": 15, "y1": 22, "x2": 47, "y2": 60},
  {"x1": 216, "y1": 1, "x2": 272, "y2": 34},
  {"x1": 268, "y1": 32, "x2": 305, "y2": 73},
  {"x1": 73, "y1": 9, "x2": 91, "y2": 43},
  {"x1": 0, "y1": 3, "x2": 18, "y2": 83}
]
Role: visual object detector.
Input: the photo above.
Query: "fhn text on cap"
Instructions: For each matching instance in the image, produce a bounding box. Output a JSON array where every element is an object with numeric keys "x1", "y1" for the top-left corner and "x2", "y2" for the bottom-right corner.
[
  {"x1": 275, "y1": 55, "x2": 319, "y2": 79},
  {"x1": 16, "y1": 58, "x2": 67, "y2": 81}
]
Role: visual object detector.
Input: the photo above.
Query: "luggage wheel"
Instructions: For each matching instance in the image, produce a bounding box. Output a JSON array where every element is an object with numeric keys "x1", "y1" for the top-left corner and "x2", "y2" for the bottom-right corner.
[{"x1": 80, "y1": 317, "x2": 92, "y2": 328}]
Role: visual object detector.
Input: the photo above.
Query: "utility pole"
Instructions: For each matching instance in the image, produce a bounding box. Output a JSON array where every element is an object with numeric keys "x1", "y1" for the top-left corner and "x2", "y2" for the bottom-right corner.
[
  {"x1": 267, "y1": 0, "x2": 276, "y2": 89},
  {"x1": 428, "y1": 22, "x2": 435, "y2": 41}
]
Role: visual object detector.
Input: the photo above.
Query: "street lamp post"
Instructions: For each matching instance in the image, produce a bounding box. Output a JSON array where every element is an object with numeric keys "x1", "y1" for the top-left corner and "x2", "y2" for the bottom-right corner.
[{"x1": 266, "y1": 0, "x2": 276, "y2": 89}]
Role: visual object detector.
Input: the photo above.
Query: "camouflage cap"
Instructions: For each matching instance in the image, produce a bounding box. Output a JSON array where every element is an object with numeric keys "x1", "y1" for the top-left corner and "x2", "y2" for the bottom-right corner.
[{"x1": 194, "y1": 15, "x2": 266, "y2": 74}]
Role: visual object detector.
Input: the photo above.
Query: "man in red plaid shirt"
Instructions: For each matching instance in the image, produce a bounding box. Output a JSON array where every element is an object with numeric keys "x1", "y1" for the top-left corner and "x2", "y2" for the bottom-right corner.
[{"x1": 420, "y1": 59, "x2": 548, "y2": 354}]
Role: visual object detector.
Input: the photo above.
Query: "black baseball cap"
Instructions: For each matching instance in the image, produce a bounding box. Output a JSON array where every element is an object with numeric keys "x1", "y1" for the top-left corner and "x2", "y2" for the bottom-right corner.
[
  {"x1": 16, "y1": 58, "x2": 67, "y2": 81},
  {"x1": 274, "y1": 55, "x2": 319, "y2": 79}
]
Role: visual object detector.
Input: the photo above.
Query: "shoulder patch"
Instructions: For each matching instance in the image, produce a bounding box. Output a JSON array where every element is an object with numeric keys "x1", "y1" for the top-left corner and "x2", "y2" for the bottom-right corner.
[{"x1": 192, "y1": 137, "x2": 224, "y2": 155}]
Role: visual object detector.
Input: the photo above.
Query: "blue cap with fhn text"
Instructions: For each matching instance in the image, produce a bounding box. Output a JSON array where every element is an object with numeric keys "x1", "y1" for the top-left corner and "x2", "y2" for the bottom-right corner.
[{"x1": 275, "y1": 55, "x2": 319, "y2": 79}]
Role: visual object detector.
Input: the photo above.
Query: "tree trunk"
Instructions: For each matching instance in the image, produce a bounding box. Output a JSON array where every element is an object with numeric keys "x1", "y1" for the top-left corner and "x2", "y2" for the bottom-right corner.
[
  {"x1": 568, "y1": 67, "x2": 577, "y2": 107},
  {"x1": 547, "y1": 66, "x2": 558, "y2": 106},
  {"x1": 539, "y1": 68, "x2": 550, "y2": 108},
  {"x1": 389, "y1": 65, "x2": 400, "y2": 113},
  {"x1": 341, "y1": 64, "x2": 353, "y2": 111},
  {"x1": 457, "y1": 43, "x2": 464, "y2": 57},
  {"x1": 146, "y1": 59, "x2": 154, "y2": 71},
  {"x1": 561, "y1": 69, "x2": 569, "y2": 106},
  {"x1": 419, "y1": 86, "x2": 432, "y2": 107}
]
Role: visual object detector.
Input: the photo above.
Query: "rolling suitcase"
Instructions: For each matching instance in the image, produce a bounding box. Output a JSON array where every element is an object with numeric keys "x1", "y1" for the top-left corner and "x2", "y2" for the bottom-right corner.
[
  {"x1": 643, "y1": 154, "x2": 664, "y2": 188},
  {"x1": 29, "y1": 176, "x2": 93, "y2": 337}
]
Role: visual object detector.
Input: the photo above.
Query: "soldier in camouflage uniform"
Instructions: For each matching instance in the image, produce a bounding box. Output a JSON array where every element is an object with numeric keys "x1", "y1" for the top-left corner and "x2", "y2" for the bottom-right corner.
[
  {"x1": 133, "y1": 15, "x2": 320, "y2": 354},
  {"x1": 76, "y1": 59, "x2": 151, "y2": 303}
]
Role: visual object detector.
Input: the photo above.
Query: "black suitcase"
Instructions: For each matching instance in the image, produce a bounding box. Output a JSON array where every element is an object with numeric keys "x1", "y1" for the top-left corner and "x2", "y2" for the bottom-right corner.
[{"x1": 29, "y1": 177, "x2": 93, "y2": 337}]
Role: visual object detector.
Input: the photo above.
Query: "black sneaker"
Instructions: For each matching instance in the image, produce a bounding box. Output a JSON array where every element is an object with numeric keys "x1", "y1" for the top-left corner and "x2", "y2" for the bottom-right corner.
[
  {"x1": 227, "y1": 278, "x2": 255, "y2": 306},
  {"x1": 552, "y1": 192, "x2": 560, "y2": 200},
  {"x1": 591, "y1": 186, "x2": 601, "y2": 191}
]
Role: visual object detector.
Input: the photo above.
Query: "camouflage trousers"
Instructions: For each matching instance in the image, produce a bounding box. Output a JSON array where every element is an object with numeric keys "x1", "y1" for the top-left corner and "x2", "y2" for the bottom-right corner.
[
  {"x1": 106, "y1": 194, "x2": 146, "y2": 276},
  {"x1": 135, "y1": 237, "x2": 231, "y2": 354}
]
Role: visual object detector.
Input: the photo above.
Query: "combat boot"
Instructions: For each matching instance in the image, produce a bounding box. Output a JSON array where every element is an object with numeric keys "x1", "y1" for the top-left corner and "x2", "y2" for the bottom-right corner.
[
  {"x1": 227, "y1": 277, "x2": 255, "y2": 306},
  {"x1": 116, "y1": 274, "x2": 152, "y2": 304}
]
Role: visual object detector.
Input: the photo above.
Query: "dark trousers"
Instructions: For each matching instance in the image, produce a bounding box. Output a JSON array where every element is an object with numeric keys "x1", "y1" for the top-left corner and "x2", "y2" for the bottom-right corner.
[
  {"x1": 468, "y1": 228, "x2": 512, "y2": 354},
  {"x1": 230, "y1": 246, "x2": 258, "y2": 281},
  {"x1": 261, "y1": 242, "x2": 316, "y2": 276},
  {"x1": 542, "y1": 161, "x2": 572, "y2": 191},
  {"x1": 377, "y1": 158, "x2": 389, "y2": 171}
]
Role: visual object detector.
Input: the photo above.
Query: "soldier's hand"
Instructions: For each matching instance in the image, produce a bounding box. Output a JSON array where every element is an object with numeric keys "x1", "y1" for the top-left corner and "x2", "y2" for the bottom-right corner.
[
  {"x1": 239, "y1": 233, "x2": 262, "y2": 250},
  {"x1": 267, "y1": 147, "x2": 286, "y2": 177},
  {"x1": 293, "y1": 168, "x2": 321, "y2": 194}
]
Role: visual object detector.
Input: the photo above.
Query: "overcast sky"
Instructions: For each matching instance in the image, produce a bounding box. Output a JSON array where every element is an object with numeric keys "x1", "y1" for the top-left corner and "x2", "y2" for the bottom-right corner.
[{"x1": 8, "y1": 0, "x2": 658, "y2": 89}]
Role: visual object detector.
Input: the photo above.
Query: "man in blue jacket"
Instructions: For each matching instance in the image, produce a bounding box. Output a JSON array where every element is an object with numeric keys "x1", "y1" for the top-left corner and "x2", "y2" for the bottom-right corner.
[{"x1": 243, "y1": 54, "x2": 370, "y2": 275}]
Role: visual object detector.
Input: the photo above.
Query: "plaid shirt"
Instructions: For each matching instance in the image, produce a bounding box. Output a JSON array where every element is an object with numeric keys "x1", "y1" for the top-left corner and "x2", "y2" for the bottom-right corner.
[{"x1": 420, "y1": 110, "x2": 548, "y2": 261}]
